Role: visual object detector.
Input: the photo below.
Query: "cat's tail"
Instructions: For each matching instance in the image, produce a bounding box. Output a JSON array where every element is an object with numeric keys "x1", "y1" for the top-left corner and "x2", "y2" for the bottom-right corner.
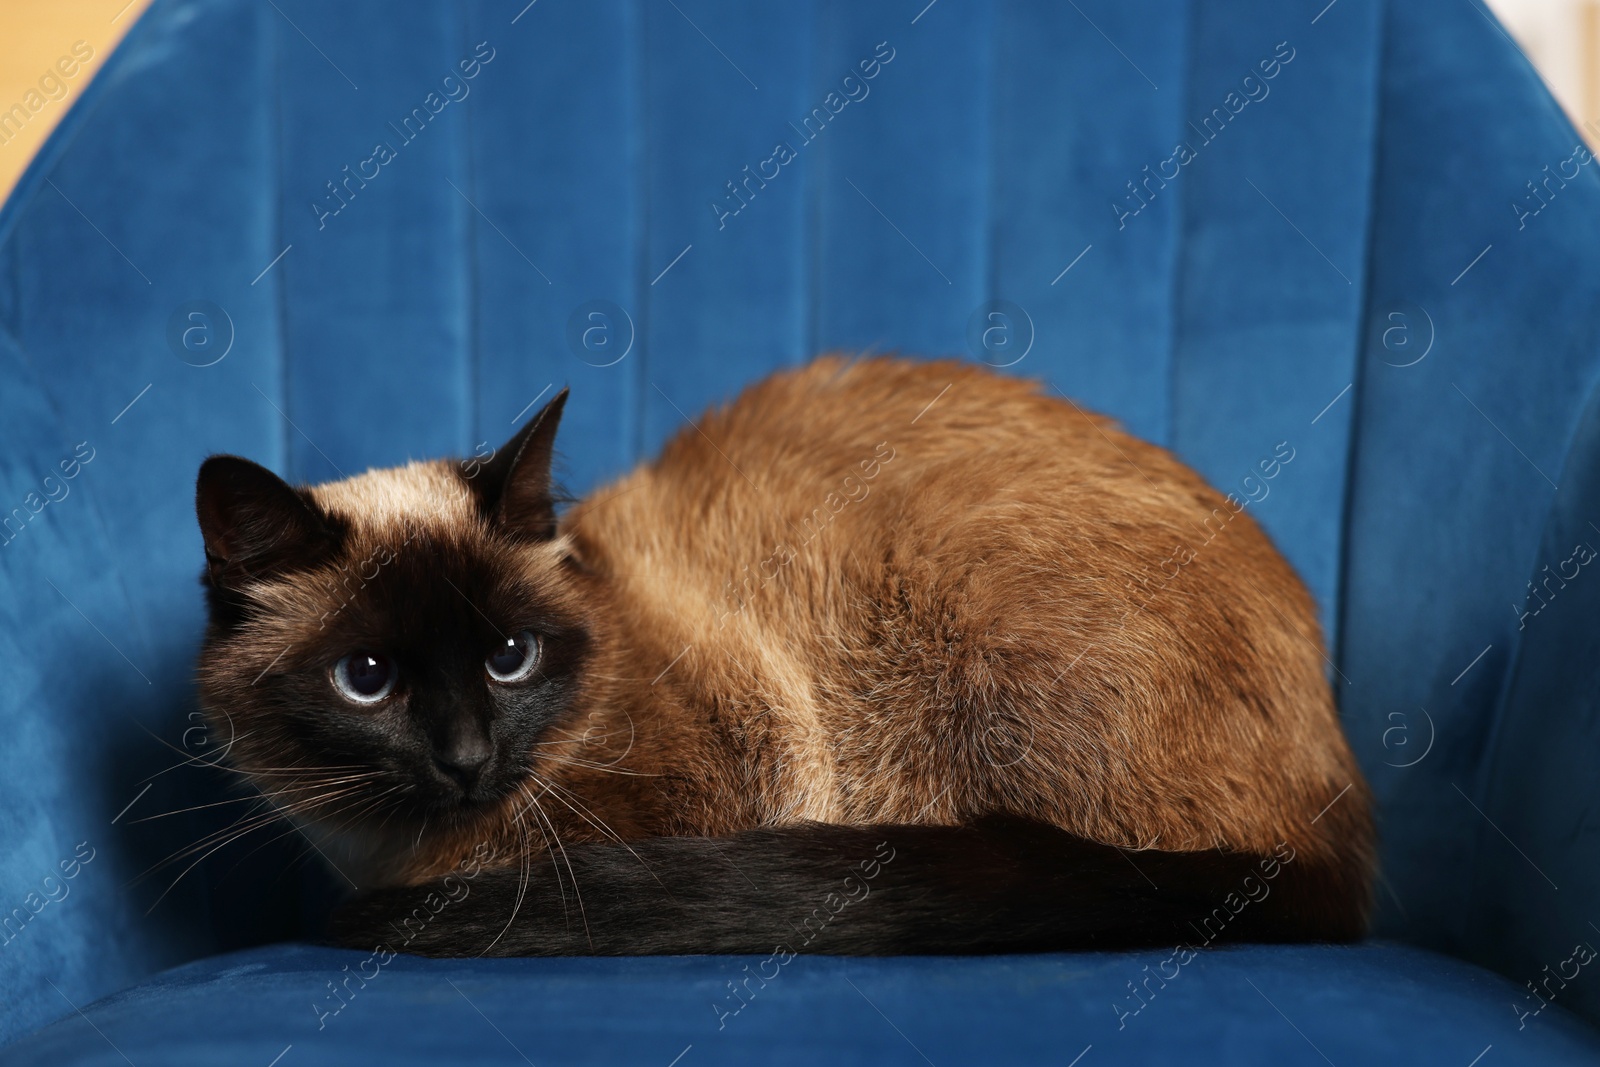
[{"x1": 327, "y1": 815, "x2": 1368, "y2": 957}]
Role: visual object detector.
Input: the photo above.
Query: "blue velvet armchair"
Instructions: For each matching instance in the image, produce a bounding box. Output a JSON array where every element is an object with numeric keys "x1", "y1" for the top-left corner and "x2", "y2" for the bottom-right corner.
[{"x1": 3, "y1": 0, "x2": 1600, "y2": 1062}]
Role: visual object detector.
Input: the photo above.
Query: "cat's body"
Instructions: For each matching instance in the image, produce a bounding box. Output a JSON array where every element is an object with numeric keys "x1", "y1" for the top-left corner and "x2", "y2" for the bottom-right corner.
[{"x1": 195, "y1": 356, "x2": 1372, "y2": 956}]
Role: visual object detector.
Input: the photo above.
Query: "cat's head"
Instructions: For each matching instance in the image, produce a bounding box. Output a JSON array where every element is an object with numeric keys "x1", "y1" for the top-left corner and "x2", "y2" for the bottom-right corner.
[{"x1": 192, "y1": 390, "x2": 591, "y2": 857}]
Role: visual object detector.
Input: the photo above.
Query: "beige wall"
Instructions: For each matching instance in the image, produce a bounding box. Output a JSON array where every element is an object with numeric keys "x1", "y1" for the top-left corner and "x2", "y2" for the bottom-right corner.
[
  {"x1": 1483, "y1": 0, "x2": 1600, "y2": 142},
  {"x1": 0, "y1": 1, "x2": 152, "y2": 206}
]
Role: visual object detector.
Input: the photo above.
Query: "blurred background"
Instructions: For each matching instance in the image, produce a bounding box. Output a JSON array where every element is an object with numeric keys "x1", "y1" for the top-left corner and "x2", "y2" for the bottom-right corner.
[
  {"x1": 1489, "y1": 0, "x2": 1600, "y2": 138},
  {"x1": 4, "y1": 0, "x2": 1600, "y2": 207},
  {"x1": 2, "y1": 0, "x2": 1597, "y2": 205}
]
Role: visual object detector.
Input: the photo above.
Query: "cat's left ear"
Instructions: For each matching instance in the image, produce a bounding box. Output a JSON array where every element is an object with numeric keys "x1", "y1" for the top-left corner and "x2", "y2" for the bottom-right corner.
[{"x1": 475, "y1": 387, "x2": 568, "y2": 539}]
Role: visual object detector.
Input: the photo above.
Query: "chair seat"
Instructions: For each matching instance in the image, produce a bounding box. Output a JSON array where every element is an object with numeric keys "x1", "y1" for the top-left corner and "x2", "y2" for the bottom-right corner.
[{"x1": 5, "y1": 940, "x2": 1597, "y2": 1066}]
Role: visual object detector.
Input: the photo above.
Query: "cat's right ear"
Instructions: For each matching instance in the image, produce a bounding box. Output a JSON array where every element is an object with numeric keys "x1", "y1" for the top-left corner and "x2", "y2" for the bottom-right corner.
[{"x1": 195, "y1": 456, "x2": 336, "y2": 591}]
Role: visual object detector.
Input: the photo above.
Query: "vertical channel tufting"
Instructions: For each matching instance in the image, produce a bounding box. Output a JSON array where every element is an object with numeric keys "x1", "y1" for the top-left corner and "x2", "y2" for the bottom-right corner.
[
  {"x1": 269, "y1": 1, "x2": 290, "y2": 478},
  {"x1": 977, "y1": 2, "x2": 997, "y2": 316},
  {"x1": 0, "y1": 234, "x2": 16, "y2": 347},
  {"x1": 630, "y1": 0, "x2": 650, "y2": 465},
  {"x1": 634, "y1": 0, "x2": 656, "y2": 461},
  {"x1": 0, "y1": 0, "x2": 287, "y2": 1037},
  {"x1": 13, "y1": 0, "x2": 286, "y2": 618},
  {"x1": 812, "y1": 2, "x2": 988, "y2": 359},
  {"x1": 458, "y1": 1, "x2": 479, "y2": 454},
  {"x1": 1470, "y1": 368, "x2": 1600, "y2": 1023},
  {"x1": 1340, "y1": 0, "x2": 1600, "y2": 955},
  {"x1": 1165, "y1": 0, "x2": 1196, "y2": 454},
  {"x1": 1167, "y1": 0, "x2": 1380, "y2": 636},
  {"x1": 275, "y1": 0, "x2": 470, "y2": 484},
  {"x1": 466, "y1": 0, "x2": 640, "y2": 495},
  {"x1": 802, "y1": 0, "x2": 824, "y2": 365},
  {"x1": 990, "y1": 0, "x2": 1188, "y2": 446},
  {"x1": 795, "y1": 0, "x2": 820, "y2": 369},
  {"x1": 1332, "y1": 0, "x2": 1392, "y2": 685},
  {"x1": 638, "y1": 0, "x2": 813, "y2": 456},
  {"x1": 0, "y1": 335, "x2": 164, "y2": 1046}
]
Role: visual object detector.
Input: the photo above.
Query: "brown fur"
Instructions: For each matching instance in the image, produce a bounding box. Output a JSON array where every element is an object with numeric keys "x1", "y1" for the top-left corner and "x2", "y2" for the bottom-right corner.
[{"x1": 195, "y1": 355, "x2": 1373, "y2": 933}]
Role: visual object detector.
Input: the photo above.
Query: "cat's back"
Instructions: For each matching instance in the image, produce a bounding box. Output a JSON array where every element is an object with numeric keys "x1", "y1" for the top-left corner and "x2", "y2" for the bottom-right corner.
[
  {"x1": 589, "y1": 354, "x2": 1183, "y2": 520},
  {"x1": 564, "y1": 356, "x2": 1366, "y2": 868},
  {"x1": 567, "y1": 353, "x2": 1316, "y2": 679},
  {"x1": 577, "y1": 354, "x2": 1249, "y2": 581},
  {"x1": 656, "y1": 354, "x2": 1138, "y2": 496}
]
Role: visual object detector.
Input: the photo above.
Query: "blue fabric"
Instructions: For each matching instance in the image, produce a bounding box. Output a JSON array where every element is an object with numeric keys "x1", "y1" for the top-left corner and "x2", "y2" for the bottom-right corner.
[
  {"x1": 4, "y1": 941, "x2": 1600, "y2": 1066},
  {"x1": 2, "y1": 0, "x2": 1600, "y2": 1058}
]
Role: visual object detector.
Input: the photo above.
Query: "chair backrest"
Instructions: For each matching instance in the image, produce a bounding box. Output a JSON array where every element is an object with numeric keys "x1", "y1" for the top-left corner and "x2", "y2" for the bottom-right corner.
[{"x1": 2, "y1": 0, "x2": 1598, "y2": 1041}]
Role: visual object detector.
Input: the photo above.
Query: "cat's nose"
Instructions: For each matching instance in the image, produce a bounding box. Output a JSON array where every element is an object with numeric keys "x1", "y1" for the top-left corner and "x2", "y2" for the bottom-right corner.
[{"x1": 434, "y1": 738, "x2": 491, "y2": 791}]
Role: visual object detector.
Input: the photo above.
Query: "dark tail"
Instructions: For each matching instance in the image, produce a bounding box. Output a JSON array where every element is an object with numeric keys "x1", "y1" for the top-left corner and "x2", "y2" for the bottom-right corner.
[{"x1": 328, "y1": 816, "x2": 1368, "y2": 957}]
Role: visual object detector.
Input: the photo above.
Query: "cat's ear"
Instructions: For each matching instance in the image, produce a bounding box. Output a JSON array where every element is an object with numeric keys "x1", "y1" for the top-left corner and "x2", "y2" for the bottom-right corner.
[
  {"x1": 475, "y1": 387, "x2": 568, "y2": 539},
  {"x1": 195, "y1": 456, "x2": 337, "y2": 590}
]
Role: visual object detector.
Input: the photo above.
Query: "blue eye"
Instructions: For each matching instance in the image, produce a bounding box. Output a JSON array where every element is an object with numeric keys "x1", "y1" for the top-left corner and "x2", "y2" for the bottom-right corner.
[
  {"x1": 486, "y1": 630, "x2": 540, "y2": 683},
  {"x1": 333, "y1": 651, "x2": 395, "y2": 704}
]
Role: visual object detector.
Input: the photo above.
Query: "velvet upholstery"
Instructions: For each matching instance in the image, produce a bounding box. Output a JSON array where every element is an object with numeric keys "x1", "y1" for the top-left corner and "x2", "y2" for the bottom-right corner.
[
  {"x1": 3, "y1": 942, "x2": 1600, "y2": 1066},
  {"x1": 2, "y1": 0, "x2": 1599, "y2": 1060}
]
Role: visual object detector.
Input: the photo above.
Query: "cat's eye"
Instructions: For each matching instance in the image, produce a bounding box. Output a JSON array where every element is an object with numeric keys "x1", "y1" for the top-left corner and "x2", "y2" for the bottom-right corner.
[
  {"x1": 332, "y1": 651, "x2": 396, "y2": 705},
  {"x1": 486, "y1": 630, "x2": 541, "y2": 684}
]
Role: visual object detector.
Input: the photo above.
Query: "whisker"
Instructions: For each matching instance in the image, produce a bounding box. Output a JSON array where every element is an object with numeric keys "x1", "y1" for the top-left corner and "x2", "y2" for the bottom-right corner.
[
  {"x1": 412, "y1": 815, "x2": 430, "y2": 854},
  {"x1": 372, "y1": 788, "x2": 408, "y2": 834},
  {"x1": 528, "y1": 711, "x2": 638, "y2": 766},
  {"x1": 485, "y1": 791, "x2": 538, "y2": 951},
  {"x1": 527, "y1": 787, "x2": 591, "y2": 949},
  {"x1": 184, "y1": 794, "x2": 381, "y2": 908},
  {"x1": 122, "y1": 789, "x2": 276, "y2": 823},
  {"x1": 531, "y1": 773, "x2": 671, "y2": 896},
  {"x1": 133, "y1": 782, "x2": 368, "y2": 886},
  {"x1": 518, "y1": 790, "x2": 544, "y2": 930},
  {"x1": 536, "y1": 753, "x2": 660, "y2": 778},
  {"x1": 142, "y1": 809, "x2": 295, "y2": 913},
  {"x1": 478, "y1": 785, "x2": 557, "y2": 955},
  {"x1": 132, "y1": 717, "x2": 377, "y2": 784},
  {"x1": 125, "y1": 773, "x2": 383, "y2": 824},
  {"x1": 134, "y1": 722, "x2": 257, "y2": 781},
  {"x1": 215, "y1": 786, "x2": 401, "y2": 884},
  {"x1": 132, "y1": 800, "x2": 283, "y2": 884}
]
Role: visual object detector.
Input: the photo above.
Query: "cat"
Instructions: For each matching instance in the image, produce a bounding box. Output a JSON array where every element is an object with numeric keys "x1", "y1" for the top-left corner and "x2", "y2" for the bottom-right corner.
[{"x1": 193, "y1": 355, "x2": 1373, "y2": 956}]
